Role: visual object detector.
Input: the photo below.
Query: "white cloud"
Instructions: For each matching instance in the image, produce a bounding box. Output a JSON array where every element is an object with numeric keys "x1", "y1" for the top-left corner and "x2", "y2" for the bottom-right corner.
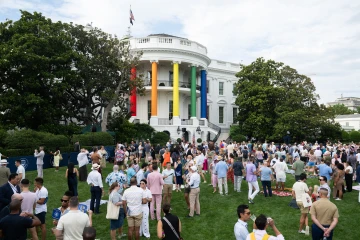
[{"x1": 1, "y1": 0, "x2": 360, "y2": 103}]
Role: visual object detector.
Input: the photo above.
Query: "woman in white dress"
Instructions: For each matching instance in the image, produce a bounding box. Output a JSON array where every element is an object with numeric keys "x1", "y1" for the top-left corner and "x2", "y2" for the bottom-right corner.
[{"x1": 139, "y1": 179, "x2": 152, "y2": 239}]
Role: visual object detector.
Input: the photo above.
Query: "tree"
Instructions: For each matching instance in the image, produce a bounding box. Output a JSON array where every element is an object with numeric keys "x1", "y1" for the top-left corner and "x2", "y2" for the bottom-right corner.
[
  {"x1": 0, "y1": 11, "x2": 75, "y2": 129},
  {"x1": 63, "y1": 24, "x2": 144, "y2": 131},
  {"x1": 234, "y1": 57, "x2": 341, "y2": 142},
  {"x1": 0, "y1": 11, "x2": 145, "y2": 131},
  {"x1": 329, "y1": 104, "x2": 355, "y2": 115}
]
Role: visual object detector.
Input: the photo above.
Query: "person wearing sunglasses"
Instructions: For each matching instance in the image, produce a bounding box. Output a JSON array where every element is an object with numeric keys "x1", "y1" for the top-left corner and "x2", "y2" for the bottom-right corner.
[
  {"x1": 51, "y1": 195, "x2": 70, "y2": 240},
  {"x1": 317, "y1": 176, "x2": 331, "y2": 200},
  {"x1": 234, "y1": 204, "x2": 251, "y2": 240}
]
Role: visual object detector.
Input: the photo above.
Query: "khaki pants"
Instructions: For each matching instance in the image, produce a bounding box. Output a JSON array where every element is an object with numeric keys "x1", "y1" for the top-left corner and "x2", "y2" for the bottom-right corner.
[{"x1": 189, "y1": 188, "x2": 200, "y2": 216}]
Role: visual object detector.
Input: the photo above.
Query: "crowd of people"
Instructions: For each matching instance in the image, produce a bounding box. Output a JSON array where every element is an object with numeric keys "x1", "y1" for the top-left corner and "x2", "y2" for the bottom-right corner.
[{"x1": 0, "y1": 139, "x2": 358, "y2": 239}]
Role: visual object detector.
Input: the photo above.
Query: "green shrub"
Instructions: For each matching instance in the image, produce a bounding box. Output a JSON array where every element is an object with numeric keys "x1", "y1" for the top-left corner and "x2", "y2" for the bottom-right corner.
[
  {"x1": 5, "y1": 129, "x2": 41, "y2": 149},
  {"x1": 177, "y1": 138, "x2": 182, "y2": 143},
  {"x1": 349, "y1": 131, "x2": 360, "y2": 143},
  {"x1": 0, "y1": 129, "x2": 8, "y2": 147},
  {"x1": 231, "y1": 134, "x2": 247, "y2": 142},
  {"x1": 151, "y1": 132, "x2": 169, "y2": 146},
  {"x1": 197, "y1": 138, "x2": 202, "y2": 143},
  {"x1": 341, "y1": 130, "x2": 350, "y2": 142},
  {"x1": 72, "y1": 132, "x2": 114, "y2": 146}
]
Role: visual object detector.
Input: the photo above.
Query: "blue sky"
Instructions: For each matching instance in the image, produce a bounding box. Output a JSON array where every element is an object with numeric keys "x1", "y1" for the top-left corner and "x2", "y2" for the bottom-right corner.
[{"x1": 1, "y1": 0, "x2": 360, "y2": 104}]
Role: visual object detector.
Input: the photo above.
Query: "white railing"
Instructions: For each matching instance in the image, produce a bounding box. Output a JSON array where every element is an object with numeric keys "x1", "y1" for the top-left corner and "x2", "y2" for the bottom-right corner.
[
  {"x1": 137, "y1": 38, "x2": 150, "y2": 43},
  {"x1": 180, "y1": 40, "x2": 191, "y2": 46},
  {"x1": 129, "y1": 36, "x2": 208, "y2": 55},
  {"x1": 158, "y1": 38, "x2": 172, "y2": 43}
]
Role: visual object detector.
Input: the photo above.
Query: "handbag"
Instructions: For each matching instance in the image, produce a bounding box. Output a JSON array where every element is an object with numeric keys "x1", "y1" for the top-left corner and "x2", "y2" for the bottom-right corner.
[
  {"x1": 301, "y1": 193, "x2": 312, "y2": 207},
  {"x1": 163, "y1": 216, "x2": 183, "y2": 240},
  {"x1": 59, "y1": 151, "x2": 63, "y2": 161},
  {"x1": 106, "y1": 192, "x2": 120, "y2": 220}
]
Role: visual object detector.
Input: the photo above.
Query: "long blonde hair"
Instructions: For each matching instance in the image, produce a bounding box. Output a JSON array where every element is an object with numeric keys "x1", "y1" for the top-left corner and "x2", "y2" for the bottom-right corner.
[{"x1": 313, "y1": 185, "x2": 319, "y2": 194}]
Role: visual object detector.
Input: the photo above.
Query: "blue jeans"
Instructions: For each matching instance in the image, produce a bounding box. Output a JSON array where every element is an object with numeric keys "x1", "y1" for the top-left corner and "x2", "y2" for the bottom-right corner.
[
  {"x1": 312, "y1": 224, "x2": 333, "y2": 240},
  {"x1": 90, "y1": 186, "x2": 102, "y2": 213},
  {"x1": 261, "y1": 181, "x2": 272, "y2": 197}
]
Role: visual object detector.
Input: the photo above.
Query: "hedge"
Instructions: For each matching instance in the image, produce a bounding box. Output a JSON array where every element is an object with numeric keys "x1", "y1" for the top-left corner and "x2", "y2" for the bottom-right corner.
[
  {"x1": 72, "y1": 132, "x2": 114, "y2": 146},
  {"x1": 151, "y1": 132, "x2": 169, "y2": 146},
  {"x1": 4, "y1": 129, "x2": 68, "y2": 149}
]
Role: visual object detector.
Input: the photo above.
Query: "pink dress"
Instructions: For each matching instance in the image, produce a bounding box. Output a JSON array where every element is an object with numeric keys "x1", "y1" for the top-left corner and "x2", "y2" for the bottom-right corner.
[{"x1": 203, "y1": 158, "x2": 208, "y2": 171}]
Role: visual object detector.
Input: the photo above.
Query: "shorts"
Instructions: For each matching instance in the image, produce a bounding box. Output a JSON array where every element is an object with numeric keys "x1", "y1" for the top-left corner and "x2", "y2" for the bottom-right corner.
[
  {"x1": 184, "y1": 186, "x2": 191, "y2": 194},
  {"x1": 276, "y1": 177, "x2": 286, "y2": 182},
  {"x1": 163, "y1": 184, "x2": 173, "y2": 194},
  {"x1": 296, "y1": 201, "x2": 309, "y2": 214},
  {"x1": 197, "y1": 165, "x2": 203, "y2": 172},
  {"x1": 307, "y1": 162, "x2": 315, "y2": 167},
  {"x1": 127, "y1": 213, "x2": 143, "y2": 227},
  {"x1": 35, "y1": 212, "x2": 46, "y2": 224}
]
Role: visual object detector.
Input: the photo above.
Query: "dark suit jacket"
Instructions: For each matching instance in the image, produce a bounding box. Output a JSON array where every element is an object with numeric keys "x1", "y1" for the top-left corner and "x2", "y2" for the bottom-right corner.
[{"x1": 0, "y1": 183, "x2": 20, "y2": 211}]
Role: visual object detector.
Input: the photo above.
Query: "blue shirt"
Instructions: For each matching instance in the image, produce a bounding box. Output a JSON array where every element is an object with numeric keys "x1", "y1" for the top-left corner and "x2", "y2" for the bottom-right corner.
[
  {"x1": 260, "y1": 166, "x2": 272, "y2": 181},
  {"x1": 215, "y1": 161, "x2": 228, "y2": 178},
  {"x1": 317, "y1": 163, "x2": 332, "y2": 181},
  {"x1": 127, "y1": 167, "x2": 136, "y2": 185}
]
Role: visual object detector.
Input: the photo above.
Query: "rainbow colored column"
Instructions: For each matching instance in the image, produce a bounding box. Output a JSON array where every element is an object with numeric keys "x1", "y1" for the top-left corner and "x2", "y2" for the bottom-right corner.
[
  {"x1": 151, "y1": 61, "x2": 158, "y2": 116},
  {"x1": 200, "y1": 70, "x2": 207, "y2": 118},
  {"x1": 191, "y1": 66, "x2": 196, "y2": 117},
  {"x1": 130, "y1": 67, "x2": 137, "y2": 116},
  {"x1": 173, "y1": 62, "x2": 179, "y2": 117}
]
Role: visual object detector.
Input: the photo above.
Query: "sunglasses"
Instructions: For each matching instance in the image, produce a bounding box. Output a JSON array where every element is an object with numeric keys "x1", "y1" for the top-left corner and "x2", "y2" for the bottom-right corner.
[
  {"x1": 60, "y1": 199, "x2": 69, "y2": 203},
  {"x1": 318, "y1": 179, "x2": 324, "y2": 181},
  {"x1": 245, "y1": 212, "x2": 251, "y2": 215}
]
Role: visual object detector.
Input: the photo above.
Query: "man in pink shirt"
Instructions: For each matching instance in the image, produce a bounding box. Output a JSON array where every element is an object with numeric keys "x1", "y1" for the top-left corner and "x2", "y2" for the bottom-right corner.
[{"x1": 146, "y1": 164, "x2": 164, "y2": 221}]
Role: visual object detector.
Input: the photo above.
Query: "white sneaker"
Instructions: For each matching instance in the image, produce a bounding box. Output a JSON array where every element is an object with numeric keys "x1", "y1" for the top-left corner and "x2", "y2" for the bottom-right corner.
[
  {"x1": 305, "y1": 226, "x2": 309, "y2": 235},
  {"x1": 298, "y1": 230, "x2": 306, "y2": 234},
  {"x1": 335, "y1": 198, "x2": 342, "y2": 201}
]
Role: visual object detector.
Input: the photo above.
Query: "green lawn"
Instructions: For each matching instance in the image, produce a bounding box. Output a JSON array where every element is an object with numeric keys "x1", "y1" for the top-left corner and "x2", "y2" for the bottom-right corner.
[{"x1": 25, "y1": 165, "x2": 358, "y2": 240}]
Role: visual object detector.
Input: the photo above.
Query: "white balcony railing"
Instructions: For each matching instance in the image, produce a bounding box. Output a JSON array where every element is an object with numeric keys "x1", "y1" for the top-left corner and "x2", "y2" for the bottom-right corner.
[{"x1": 129, "y1": 36, "x2": 208, "y2": 55}]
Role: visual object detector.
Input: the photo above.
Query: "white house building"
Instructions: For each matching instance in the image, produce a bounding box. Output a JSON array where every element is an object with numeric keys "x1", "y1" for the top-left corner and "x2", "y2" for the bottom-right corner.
[
  {"x1": 327, "y1": 96, "x2": 360, "y2": 111},
  {"x1": 127, "y1": 34, "x2": 240, "y2": 143},
  {"x1": 334, "y1": 114, "x2": 360, "y2": 131}
]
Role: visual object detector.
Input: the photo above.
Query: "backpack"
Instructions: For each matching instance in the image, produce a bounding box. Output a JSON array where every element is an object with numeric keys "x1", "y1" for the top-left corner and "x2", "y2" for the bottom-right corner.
[{"x1": 243, "y1": 150, "x2": 248, "y2": 158}]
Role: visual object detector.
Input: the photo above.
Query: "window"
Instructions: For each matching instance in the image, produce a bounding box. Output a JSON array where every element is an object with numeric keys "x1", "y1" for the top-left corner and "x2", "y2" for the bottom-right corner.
[
  {"x1": 219, "y1": 82, "x2": 224, "y2": 95},
  {"x1": 233, "y1": 108, "x2": 238, "y2": 123},
  {"x1": 219, "y1": 106, "x2": 224, "y2": 123},
  {"x1": 188, "y1": 104, "x2": 191, "y2": 119},
  {"x1": 207, "y1": 105, "x2": 209, "y2": 120},
  {"x1": 147, "y1": 100, "x2": 151, "y2": 120},
  {"x1": 147, "y1": 71, "x2": 152, "y2": 80},
  {"x1": 207, "y1": 80, "x2": 209, "y2": 93},
  {"x1": 169, "y1": 71, "x2": 173, "y2": 86},
  {"x1": 233, "y1": 83, "x2": 236, "y2": 96},
  {"x1": 169, "y1": 100, "x2": 173, "y2": 120}
]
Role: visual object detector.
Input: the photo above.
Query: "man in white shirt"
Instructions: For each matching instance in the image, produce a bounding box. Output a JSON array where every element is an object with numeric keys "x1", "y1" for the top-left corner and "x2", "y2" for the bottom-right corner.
[
  {"x1": 34, "y1": 147, "x2": 45, "y2": 178},
  {"x1": 86, "y1": 164, "x2": 103, "y2": 214},
  {"x1": 234, "y1": 204, "x2": 251, "y2": 240},
  {"x1": 123, "y1": 177, "x2": 147, "y2": 240},
  {"x1": 186, "y1": 166, "x2": 200, "y2": 218},
  {"x1": 227, "y1": 142, "x2": 234, "y2": 158},
  {"x1": 292, "y1": 173, "x2": 312, "y2": 236},
  {"x1": 195, "y1": 150, "x2": 206, "y2": 183},
  {"x1": 54, "y1": 197, "x2": 90, "y2": 240},
  {"x1": 34, "y1": 177, "x2": 48, "y2": 240},
  {"x1": 246, "y1": 214, "x2": 284, "y2": 240},
  {"x1": 136, "y1": 163, "x2": 148, "y2": 185},
  {"x1": 15, "y1": 160, "x2": 25, "y2": 180},
  {"x1": 162, "y1": 162, "x2": 175, "y2": 205},
  {"x1": 272, "y1": 158, "x2": 288, "y2": 191}
]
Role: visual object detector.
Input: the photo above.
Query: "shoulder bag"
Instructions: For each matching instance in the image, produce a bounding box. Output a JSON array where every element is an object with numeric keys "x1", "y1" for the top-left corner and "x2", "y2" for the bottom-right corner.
[
  {"x1": 106, "y1": 192, "x2": 120, "y2": 220},
  {"x1": 59, "y1": 150, "x2": 63, "y2": 160},
  {"x1": 163, "y1": 216, "x2": 183, "y2": 240}
]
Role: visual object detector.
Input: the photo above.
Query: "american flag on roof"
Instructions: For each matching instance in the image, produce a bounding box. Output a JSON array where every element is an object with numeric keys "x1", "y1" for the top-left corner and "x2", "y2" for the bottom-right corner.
[{"x1": 130, "y1": 9, "x2": 135, "y2": 25}]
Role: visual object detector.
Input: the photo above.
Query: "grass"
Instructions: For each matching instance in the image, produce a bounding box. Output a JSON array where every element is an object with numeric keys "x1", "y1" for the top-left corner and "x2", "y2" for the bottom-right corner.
[{"x1": 24, "y1": 164, "x2": 359, "y2": 240}]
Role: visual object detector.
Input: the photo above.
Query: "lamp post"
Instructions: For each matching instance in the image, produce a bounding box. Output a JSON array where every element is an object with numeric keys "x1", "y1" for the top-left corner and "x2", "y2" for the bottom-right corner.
[
  {"x1": 177, "y1": 126, "x2": 181, "y2": 135},
  {"x1": 196, "y1": 126, "x2": 201, "y2": 135}
]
